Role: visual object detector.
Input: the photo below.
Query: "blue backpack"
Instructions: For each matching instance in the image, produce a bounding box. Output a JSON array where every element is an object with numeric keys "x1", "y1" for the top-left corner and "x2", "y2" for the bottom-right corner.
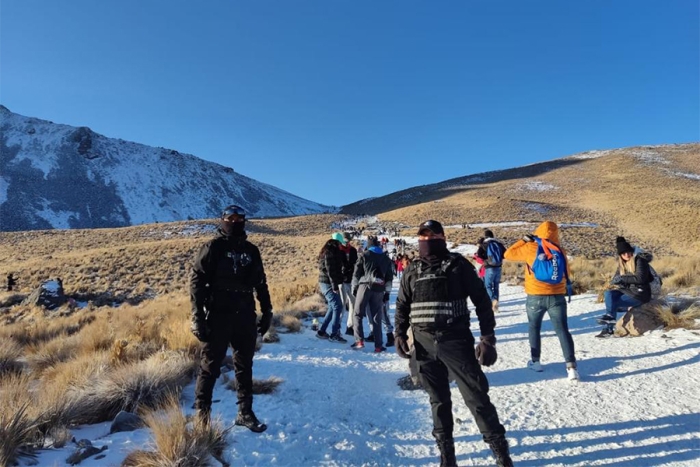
[
  {"x1": 531, "y1": 237, "x2": 573, "y2": 302},
  {"x1": 486, "y1": 240, "x2": 505, "y2": 267}
]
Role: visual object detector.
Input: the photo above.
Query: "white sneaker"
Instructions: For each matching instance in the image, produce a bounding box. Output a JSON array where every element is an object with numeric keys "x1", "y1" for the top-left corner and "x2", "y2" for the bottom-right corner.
[
  {"x1": 527, "y1": 360, "x2": 543, "y2": 372},
  {"x1": 567, "y1": 367, "x2": 580, "y2": 382}
]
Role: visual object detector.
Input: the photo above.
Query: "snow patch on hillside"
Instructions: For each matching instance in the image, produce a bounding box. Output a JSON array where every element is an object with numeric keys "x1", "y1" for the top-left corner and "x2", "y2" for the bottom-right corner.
[
  {"x1": 569, "y1": 149, "x2": 613, "y2": 160},
  {"x1": 519, "y1": 181, "x2": 557, "y2": 192}
]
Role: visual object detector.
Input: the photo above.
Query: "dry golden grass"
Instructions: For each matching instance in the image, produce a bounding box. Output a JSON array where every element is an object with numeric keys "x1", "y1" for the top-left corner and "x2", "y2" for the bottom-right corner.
[
  {"x1": 0, "y1": 404, "x2": 40, "y2": 466},
  {"x1": 121, "y1": 395, "x2": 229, "y2": 467},
  {"x1": 0, "y1": 339, "x2": 23, "y2": 375},
  {"x1": 650, "y1": 300, "x2": 700, "y2": 330}
]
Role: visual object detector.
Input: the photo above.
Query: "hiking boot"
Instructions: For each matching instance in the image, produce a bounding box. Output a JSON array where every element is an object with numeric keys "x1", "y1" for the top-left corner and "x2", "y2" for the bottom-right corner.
[
  {"x1": 492, "y1": 299, "x2": 499, "y2": 313},
  {"x1": 488, "y1": 437, "x2": 514, "y2": 467},
  {"x1": 328, "y1": 334, "x2": 348, "y2": 343},
  {"x1": 385, "y1": 332, "x2": 395, "y2": 347},
  {"x1": 316, "y1": 330, "x2": 329, "y2": 339},
  {"x1": 345, "y1": 326, "x2": 354, "y2": 336},
  {"x1": 527, "y1": 360, "x2": 543, "y2": 372},
  {"x1": 234, "y1": 411, "x2": 267, "y2": 433},
  {"x1": 595, "y1": 327, "x2": 614, "y2": 338},
  {"x1": 351, "y1": 341, "x2": 364, "y2": 349},
  {"x1": 435, "y1": 435, "x2": 457, "y2": 467},
  {"x1": 374, "y1": 346, "x2": 387, "y2": 353},
  {"x1": 598, "y1": 314, "x2": 616, "y2": 323},
  {"x1": 567, "y1": 367, "x2": 580, "y2": 382}
]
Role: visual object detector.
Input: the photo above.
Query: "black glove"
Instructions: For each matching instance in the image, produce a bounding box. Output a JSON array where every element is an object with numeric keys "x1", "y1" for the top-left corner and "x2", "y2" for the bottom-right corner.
[
  {"x1": 191, "y1": 315, "x2": 210, "y2": 343},
  {"x1": 523, "y1": 234, "x2": 535, "y2": 243},
  {"x1": 395, "y1": 334, "x2": 411, "y2": 359},
  {"x1": 383, "y1": 292, "x2": 390, "y2": 302},
  {"x1": 475, "y1": 334, "x2": 497, "y2": 366},
  {"x1": 258, "y1": 310, "x2": 273, "y2": 336},
  {"x1": 352, "y1": 287, "x2": 358, "y2": 297},
  {"x1": 611, "y1": 275, "x2": 623, "y2": 286}
]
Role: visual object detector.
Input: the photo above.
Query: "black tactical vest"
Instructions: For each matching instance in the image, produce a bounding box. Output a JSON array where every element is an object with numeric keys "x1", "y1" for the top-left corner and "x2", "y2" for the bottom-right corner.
[{"x1": 409, "y1": 254, "x2": 470, "y2": 327}]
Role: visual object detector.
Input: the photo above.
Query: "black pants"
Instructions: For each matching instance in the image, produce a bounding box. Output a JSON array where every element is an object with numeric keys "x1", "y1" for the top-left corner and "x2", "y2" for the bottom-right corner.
[
  {"x1": 354, "y1": 285, "x2": 385, "y2": 346},
  {"x1": 194, "y1": 309, "x2": 258, "y2": 411},
  {"x1": 413, "y1": 328, "x2": 506, "y2": 443}
]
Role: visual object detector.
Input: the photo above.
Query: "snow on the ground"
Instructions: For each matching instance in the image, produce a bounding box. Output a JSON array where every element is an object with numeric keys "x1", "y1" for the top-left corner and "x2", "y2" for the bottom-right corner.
[{"x1": 33, "y1": 281, "x2": 700, "y2": 466}]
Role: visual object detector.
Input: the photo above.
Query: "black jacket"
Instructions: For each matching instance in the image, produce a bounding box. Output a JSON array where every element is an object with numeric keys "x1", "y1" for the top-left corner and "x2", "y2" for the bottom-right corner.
[
  {"x1": 351, "y1": 247, "x2": 393, "y2": 294},
  {"x1": 395, "y1": 253, "x2": 495, "y2": 338},
  {"x1": 190, "y1": 231, "x2": 272, "y2": 319},
  {"x1": 612, "y1": 252, "x2": 652, "y2": 303},
  {"x1": 318, "y1": 240, "x2": 345, "y2": 290},
  {"x1": 340, "y1": 245, "x2": 359, "y2": 284}
]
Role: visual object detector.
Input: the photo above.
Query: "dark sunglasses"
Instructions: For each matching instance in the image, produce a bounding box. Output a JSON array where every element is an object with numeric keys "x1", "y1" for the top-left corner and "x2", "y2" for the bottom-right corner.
[{"x1": 222, "y1": 205, "x2": 246, "y2": 222}]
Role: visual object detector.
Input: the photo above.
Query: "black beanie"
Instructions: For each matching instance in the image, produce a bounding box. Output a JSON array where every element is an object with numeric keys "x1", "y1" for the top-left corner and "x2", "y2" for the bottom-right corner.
[
  {"x1": 484, "y1": 229, "x2": 494, "y2": 238},
  {"x1": 616, "y1": 236, "x2": 634, "y2": 255}
]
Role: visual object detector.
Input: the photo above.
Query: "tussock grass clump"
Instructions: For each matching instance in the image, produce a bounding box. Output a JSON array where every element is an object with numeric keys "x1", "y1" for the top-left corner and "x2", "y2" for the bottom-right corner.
[
  {"x1": 273, "y1": 310, "x2": 303, "y2": 333},
  {"x1": 226, "y1": 376, "x2": 283, "y2": 395},
  {"x1": 0, "y1": 339, "x2": 23, "y2": 375},
  {"x1": 121, "y1": 396, "x2": 229, "y2": 467},
  {"x1": 76, "y1": 352, "x2": 196, "y2": 425},
  {"x1": 650, "y1": 300, "x2": 700, "y2": 330},
  {"x1": 0, "y1": 293, "x2": 26, "y2": 308},
  {"x1": 0, "y1": 404, "x2": 41, "y2": 466}
]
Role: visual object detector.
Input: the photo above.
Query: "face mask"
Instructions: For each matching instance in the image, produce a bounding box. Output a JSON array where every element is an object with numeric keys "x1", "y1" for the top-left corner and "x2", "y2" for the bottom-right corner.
[
  {"x1": 221, "y1": 220, "x2": 246, "y2": 236},
  {"x1": 418, "y1": 238, "x2": 448, "y2": 258}
]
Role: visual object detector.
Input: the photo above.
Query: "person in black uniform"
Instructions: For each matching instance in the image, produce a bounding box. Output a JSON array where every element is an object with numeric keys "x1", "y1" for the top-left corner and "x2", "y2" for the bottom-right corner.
[
  {"x1": 394, "y1": 220, "x2": 513, "y2": 467},
  {"x1": 190, "y1": 205, "x2": 273, "y2": 432}
]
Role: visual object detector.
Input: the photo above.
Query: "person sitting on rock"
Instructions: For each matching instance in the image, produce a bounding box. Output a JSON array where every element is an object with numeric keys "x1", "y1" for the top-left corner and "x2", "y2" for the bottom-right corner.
[{"x1": 596, "y1": 236, "x2": 654, "y2": 338}]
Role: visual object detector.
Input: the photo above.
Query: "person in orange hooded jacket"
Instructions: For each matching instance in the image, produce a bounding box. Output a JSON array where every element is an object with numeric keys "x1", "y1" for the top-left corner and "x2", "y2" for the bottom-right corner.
[{"x1": 504, "y1": 221, "x2": 579, "y2": 381}]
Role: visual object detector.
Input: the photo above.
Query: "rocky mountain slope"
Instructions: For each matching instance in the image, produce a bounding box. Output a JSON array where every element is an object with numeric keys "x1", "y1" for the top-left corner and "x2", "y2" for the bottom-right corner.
[{"x1": 0, "y1": 106, "x2": 332, "y2": 231}]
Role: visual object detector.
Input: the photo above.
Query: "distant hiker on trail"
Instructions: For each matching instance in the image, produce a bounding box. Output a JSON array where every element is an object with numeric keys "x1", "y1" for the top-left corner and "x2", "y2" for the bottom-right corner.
[
  {"x1": 476, "y1": 230, "x2": 506, "y2": 312},
  {"x1": 351, "y1": 236, "x2": 394, "y2": 352},
  {"x1": 395, "y1": 220, "x2": 514, "y2": 467},
  {"x1": 316, "y1": 233, "x2": 348, "y2": 343},
  {"x1": 339, "y1": 232, "x2": 359, "y2": 336},
  {"x1": 190, "y1": 205, "x2": 272, "y2": 432},
  {"x1": 472, "y1": 237, "x2": 487, "y2": 280},
  {"x1": 6, "y1": 273, "x2": 17, "y2": 291},
  {"x1": 596, "y1": 236, "x2": 657, "y2": 338},
  {"x1": 504, "y1": 221, "x2": 579, "y2": 382}
]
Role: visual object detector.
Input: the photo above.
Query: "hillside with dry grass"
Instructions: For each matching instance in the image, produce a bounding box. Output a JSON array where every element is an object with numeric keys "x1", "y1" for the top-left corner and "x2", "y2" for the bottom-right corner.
[{"x1": 344, "y1": 143, "x2": 700, "y2": 256}]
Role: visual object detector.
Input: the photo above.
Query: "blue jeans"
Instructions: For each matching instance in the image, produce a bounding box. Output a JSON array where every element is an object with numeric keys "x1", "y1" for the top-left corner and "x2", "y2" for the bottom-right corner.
[
  {"x1": 526, "y1": 295, "x2": 576, "y2": 364},
  {"x1": 604, "y1": 290, "x2": 642, "y2": 320},
  {"x1": 484, "y1": 267, "x2": 502, "y2": 302},
  {"x1": 320, "y1": 283, "x2": 343, "y2": 336}
]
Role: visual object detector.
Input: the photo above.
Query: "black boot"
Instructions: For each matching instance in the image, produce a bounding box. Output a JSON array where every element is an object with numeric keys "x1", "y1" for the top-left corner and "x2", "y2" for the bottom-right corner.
[
  {"x1": 386, "y1": 332, "x2": 395, "y2": 347},
  {"x1": 435, "y1": 435, "x2": 457, "y2": 467},
  {"x1": 488, "y1": 437, "x2": 514, "y2": 467},
  {"x1": 235, "y1": 400, "x2": 267, "y2": 433}
]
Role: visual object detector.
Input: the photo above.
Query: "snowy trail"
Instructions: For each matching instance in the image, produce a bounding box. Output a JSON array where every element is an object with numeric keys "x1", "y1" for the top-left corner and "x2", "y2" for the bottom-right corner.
[{"x1": 38, "y1": 278, "x2": 700, "y2": 467}]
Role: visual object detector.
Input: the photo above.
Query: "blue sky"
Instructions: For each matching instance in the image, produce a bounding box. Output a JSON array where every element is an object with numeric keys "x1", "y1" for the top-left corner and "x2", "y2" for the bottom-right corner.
[{"x1": 2, "y1": 1, "x2": 698, "y2": 206}]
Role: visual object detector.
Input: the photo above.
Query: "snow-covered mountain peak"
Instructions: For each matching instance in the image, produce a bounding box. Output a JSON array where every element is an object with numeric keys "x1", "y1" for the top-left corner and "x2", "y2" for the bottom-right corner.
[{"x1": 0, "y1": 108, "x2": 333, "y2": 231}]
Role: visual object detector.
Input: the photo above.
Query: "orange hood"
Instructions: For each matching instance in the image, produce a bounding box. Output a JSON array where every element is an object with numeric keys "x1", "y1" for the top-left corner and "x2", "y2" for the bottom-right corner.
[{"x1": 534, "y1": 221, "x2": 560, "y2": 244}]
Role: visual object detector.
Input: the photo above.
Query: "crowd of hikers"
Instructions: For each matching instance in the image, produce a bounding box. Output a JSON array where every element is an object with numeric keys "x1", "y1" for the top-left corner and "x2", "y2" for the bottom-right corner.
[{"x1": 189, "y1": 207, "x2": 661, "y2": 467}]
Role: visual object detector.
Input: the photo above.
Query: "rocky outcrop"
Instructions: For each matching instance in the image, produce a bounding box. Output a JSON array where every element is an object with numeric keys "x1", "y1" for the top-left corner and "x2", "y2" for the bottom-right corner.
[
  {"x1": 22, "y1": 279, "x2": 67, "y2": 310},
  {"x1": 614, "y1": 305, "x2": 665, "y2": 337}
]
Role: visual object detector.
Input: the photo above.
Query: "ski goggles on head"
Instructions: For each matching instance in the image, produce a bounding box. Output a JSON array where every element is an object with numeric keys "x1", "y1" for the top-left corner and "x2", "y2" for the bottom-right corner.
[{"x1": 222, "y1": 205, "x2": 246, "y2": 222}]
